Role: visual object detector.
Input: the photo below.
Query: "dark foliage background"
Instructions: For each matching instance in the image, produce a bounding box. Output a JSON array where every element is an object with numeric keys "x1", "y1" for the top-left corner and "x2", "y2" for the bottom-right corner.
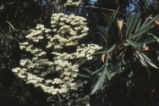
[{"x1": 0, "y1": 0, "x2": 159, "y2": 106}]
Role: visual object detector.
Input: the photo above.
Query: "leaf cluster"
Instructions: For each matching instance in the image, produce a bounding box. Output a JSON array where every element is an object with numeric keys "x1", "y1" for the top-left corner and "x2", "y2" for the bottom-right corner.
[{"x1": 78, "y1": 8, "x2": 159, "y2": 95}]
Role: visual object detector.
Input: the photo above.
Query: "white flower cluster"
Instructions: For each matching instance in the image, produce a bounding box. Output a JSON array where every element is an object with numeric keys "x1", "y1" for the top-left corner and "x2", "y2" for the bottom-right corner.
[
  {"x1": 64, "y1": 0, "x2": 82, "y2": 7},
  {"x1": 52, "y1": 44, "x2": 102, "y2": 61},
  {"x1": 47, "y1": 13, "x2": 89, "y2": 50},
  {"x1": 12, "y1": 13, "x2": 102, "y2": 105},
  {"x1": 56, "y1": 0, "x2": 82, "y2": 7}
]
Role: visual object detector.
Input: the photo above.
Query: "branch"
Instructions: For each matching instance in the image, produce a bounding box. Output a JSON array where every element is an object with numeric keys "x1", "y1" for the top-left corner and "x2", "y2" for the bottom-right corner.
[
  {"x1": 82, "y1": 6, "x2": 117, "y2": 12},
  {"x1": 80, "y1": 6, "x2": 125, "y2": 16}
]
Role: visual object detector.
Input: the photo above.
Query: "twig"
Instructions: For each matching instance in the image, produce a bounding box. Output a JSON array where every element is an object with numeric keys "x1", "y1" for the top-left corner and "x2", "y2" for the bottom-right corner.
[
  {"x1": 82, "y1": 6, "x2": 117, "y2": 12},
  {"x1": 80, "y1": 6, "x2": 125, "y2": 16}
]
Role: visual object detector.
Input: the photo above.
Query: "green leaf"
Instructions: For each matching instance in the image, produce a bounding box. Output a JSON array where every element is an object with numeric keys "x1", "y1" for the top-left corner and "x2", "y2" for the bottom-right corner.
[
  {"x1": 6, "y1": 20, "x2": 17, "y2": 31},
  {"x1": 126, "y1": 14, "x2": 140, "y2": 38},
  {"x1": 141, "y1": 15, "x2": 159, "y2": 30},
  {"x1": 97, "y1": 32, "x2": 107, "y2": 44},
  {"x1": 126, "y1": 40, "x2": 143, "y2": 48},
  {"x1": 148, "y1": 33, "x2": 159, "y2": 43},
  {"x1": 98, "y1": 26, "x2": 106, "y2": 33},
  {"x1": 141, "y1": 15, "x2": 153, "y2": 29},
  {"x1": 104, "y1": 7, "x2": 119, "y2": 47},
  {"x1": 0, "y1": 4, "x2": 4, "y2": 10},
  {"x1": 130, "y1": 25, "x2": 154, "y2": 40},
  {"x1": 135, "y1": 19, "x2": 142, "y2": 33},
  {"x1": 129, "y1": 15, "x2": 159, "y2": 40},
  {"x1": 125, "y1": 15, "x2": 132, "y2": 37},
  {"x1": 76, "y1": 81, "x2": 88, "y2": 88},
  {"x1": 136, "y1": 50, "x2": 148, "y2": 67},
  {"x1": 128, "y1": 14, "x2": 140, "y2": 38},
  {"x1": 136, "y1": 50, "x2": 159, "y2": 69},
  {"x1": 77, "y1": 73, "x2": 91, "y2": 78},
  {"x1": 91, "y1": 67, "x2": 107, "y2": 95},
  {"x1": 106, "y1": 44, "x2": 117, "y2": 53},
  {"x1": 83, "y1": 68, "x2": 93, "y2": 74},
  {"x1": 142, "y1": 52, "x2": 159, "y2": 69},
  {"x1": 91, "y1": 63, "x2": 106, "y2": 75},
  {"x1": 143, "y1": 38, "x2": 156, "y2": 45},
  {"x1": 106, "y1": 63, "x2": 119, "y2": 80}
]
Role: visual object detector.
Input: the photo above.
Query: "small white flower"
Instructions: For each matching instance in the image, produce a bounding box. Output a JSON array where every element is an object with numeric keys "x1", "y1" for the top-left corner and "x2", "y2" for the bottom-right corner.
[
  {"x1": 70, "y1": 83, "x2": 77, "y2": 90},
  {"x1": 20, "y1": 59, "x2": 28, "y2": 66},
  {"x1": 59, "y1": 88, "x2": 68, "y2": 93},
  {"x1": 27, "y1": 80, "x2": 38, "y2": 84},
  {"x1": 19, "y1": 45, "x2": 26, "y2": 50},
  {"x1": 53, "y1": 78, "x2": 62, "y2": 84},
  {"x1": 12, "y1": 67, "x2": 21, "y2": 73}
]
